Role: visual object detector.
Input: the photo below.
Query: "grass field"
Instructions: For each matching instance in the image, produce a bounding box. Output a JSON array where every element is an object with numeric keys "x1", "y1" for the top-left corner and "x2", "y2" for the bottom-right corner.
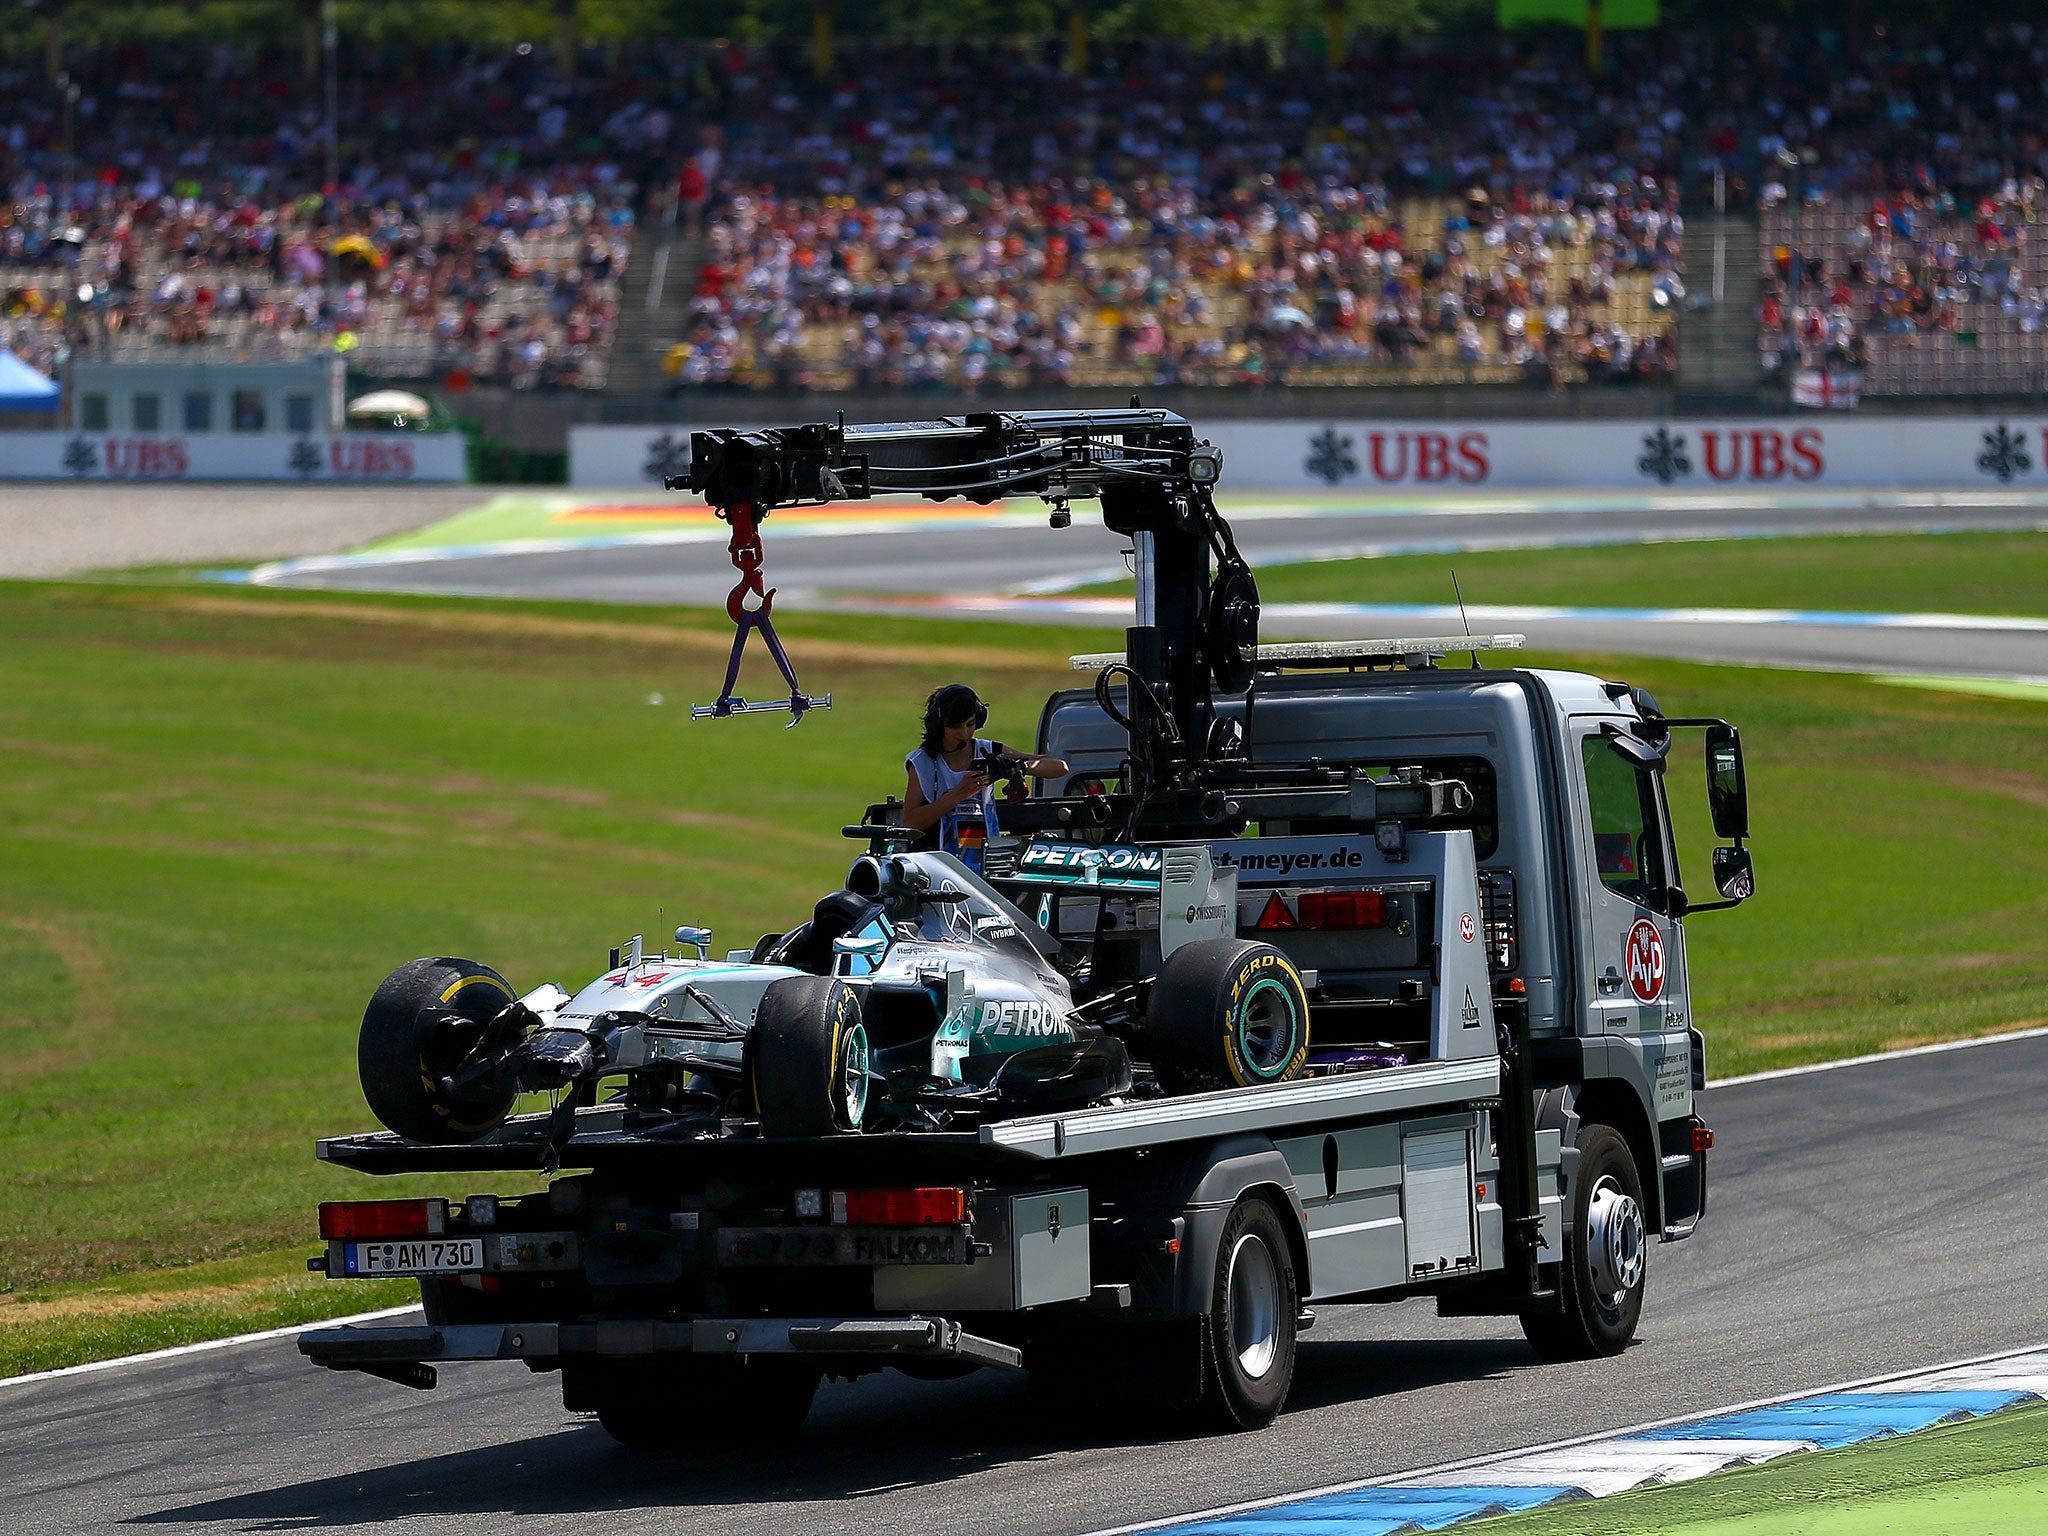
[
  {"x1": 1470, "y1": 1401, "x2": 2048, "y2": 1535},
  {"x1": 3, "y1": 578, "x2": 2047, "y2": 1374},
  {"x1": 1074, "y1": 529, "x2": 2048, "y2": 617}
]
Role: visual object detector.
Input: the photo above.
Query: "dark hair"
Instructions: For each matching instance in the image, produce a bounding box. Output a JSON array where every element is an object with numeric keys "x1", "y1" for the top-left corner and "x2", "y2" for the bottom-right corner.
[{"x1": 920, "y1": 683, "x2": 987, "y2": 756}]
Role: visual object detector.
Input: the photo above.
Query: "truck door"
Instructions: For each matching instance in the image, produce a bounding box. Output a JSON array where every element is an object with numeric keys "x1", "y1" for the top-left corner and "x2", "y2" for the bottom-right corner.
[{"x1": 1572, "y1": 725, "x2": 1687, "y2": 1039}]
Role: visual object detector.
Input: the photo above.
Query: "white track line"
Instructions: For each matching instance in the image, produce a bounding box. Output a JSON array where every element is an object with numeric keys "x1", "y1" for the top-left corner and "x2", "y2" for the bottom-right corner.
[
  {"x1": 1079, "y1": 1339, "x2": 2048, "y2": 1536},
  {"x1": 1710, "y1": 1022, "x2": 2048, "y2": 1088},
  {"x1": 0, "y1": 1304, "x2": 420, "y2": 1392}
]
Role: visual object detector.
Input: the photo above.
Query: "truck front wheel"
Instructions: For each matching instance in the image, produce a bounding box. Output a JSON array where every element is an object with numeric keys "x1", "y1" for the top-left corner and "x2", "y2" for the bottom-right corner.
[
  {"x1": 1201, "y1": 1194, "x2": 1299, "y2": 1429},
  {"x1": 1521, "y1": 1123, "x2": 1647, "y2": 1360}
]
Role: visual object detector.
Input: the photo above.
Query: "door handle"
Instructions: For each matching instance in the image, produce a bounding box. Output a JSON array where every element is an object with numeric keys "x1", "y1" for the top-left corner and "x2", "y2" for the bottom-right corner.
[{"x1": 1599, "y1": 967, "x2": 1624, "y2": 994}]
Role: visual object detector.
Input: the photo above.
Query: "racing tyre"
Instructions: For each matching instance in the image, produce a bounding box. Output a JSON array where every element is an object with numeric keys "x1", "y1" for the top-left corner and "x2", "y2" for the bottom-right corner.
[
  {"x1": 750, "y1": 975, "x2": 871, "y2": 1136},
  {"x1": 1146, "y1": 940, "x2": 1309, "y2": 1095},
  {"x1": 357, "y1": 957, "x2": 520, "y2": 1143},
  {"x1": 1200, "y1": 1194, "x2": 1299, "y2": 1430},
  {"x1": 579, "y1": 1358, "x2": 821, "y2": 1449},
  {"x1": 1520, "y1": 1123, "x2": 1647, "y2": 1360}
]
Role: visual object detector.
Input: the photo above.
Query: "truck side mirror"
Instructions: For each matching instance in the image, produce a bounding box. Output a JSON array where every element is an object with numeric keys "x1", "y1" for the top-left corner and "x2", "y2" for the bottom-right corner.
[
  {"x1": 1705, "y1": 724, "x2": 1748, "y2": 841},
  {"x1": 1712, "y1": 845, "x2": 1754, "y2": 901}
]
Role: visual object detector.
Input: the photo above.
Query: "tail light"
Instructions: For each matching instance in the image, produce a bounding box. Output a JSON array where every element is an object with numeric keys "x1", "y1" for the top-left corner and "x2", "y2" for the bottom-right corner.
[
  {"x1": 1296, "y1": 890, "x2": 1387, "y2": 930},
  {"x1": 831, "y1": 1188, "x2": 967, "y2": 1226},
  {"x1": 1693, "y1": 1125, "x2": 1716, "y2": 1153},
  {"x1": 320, "y1": 1199, "x2": 447, "y2": 1240}
]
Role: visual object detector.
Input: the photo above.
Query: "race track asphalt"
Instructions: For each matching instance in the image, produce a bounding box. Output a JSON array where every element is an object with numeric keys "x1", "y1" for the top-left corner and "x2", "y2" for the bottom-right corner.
[
  {"x1": 259, "y1": 493, "x2": 2048, "y2": 682},
  {"x1": 6, "y1": 1034, "x2": 2044, "y2": 1536}
]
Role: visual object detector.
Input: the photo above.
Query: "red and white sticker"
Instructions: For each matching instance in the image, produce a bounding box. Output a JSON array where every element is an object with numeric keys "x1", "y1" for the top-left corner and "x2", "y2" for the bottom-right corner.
[
  {"x1": 1625, "y1": 919, "x2": 1666, "y2": 1003},
  {"x1": 1458, "y1": 912, "x2": 1477, "y2": 943}
]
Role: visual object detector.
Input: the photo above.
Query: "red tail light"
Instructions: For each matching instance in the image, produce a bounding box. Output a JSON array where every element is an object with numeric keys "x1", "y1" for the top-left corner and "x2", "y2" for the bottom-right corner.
[
  {"x1": 831, "y1": 1188, "x2": 967, "y2": 1226},
  {"x1": 1297, "y1": 890, "x2": 1387, "y2": 929},
  {"x1": 319, "y1": 1199, "x2": 447, "y2": 1240}
]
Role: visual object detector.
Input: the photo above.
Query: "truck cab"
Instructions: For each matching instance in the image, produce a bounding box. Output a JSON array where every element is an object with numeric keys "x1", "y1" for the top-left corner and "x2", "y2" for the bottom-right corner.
[{"x1": 1035, "y1": 654, "x2": 1747, "y2": 1270}]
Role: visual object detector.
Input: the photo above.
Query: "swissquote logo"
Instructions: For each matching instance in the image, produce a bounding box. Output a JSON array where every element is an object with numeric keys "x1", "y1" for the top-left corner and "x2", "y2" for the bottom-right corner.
[{"x1": 1625, "y1": 918, "x2": 1666, "y2": 1003}]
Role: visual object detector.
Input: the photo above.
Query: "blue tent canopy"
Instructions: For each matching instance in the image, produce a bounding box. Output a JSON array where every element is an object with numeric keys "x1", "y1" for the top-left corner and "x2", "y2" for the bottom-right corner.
[{"x1": 0, "y1": 351, "x2": 61, "y2": 412}]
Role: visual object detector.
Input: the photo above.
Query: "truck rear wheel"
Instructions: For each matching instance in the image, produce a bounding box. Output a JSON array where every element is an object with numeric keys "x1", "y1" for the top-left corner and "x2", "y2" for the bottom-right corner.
[
  {"x1": 357, "y1": 958, "x2": 520, "y2": 1143},
  {"x1": 1200, "y1": 1194, "x2": 1299, "y2": 1430},
  {"x1": 749, "y1": 975, "x2": 870, "y2": 1136},
  {"x1": 1147, "y1": 940, "x2": 1310, "y2": 1095},
  {"x1": 1521, "y1": 1123, "x2": 1647, "y2": 1359},
  {"x1": 578, "y1": 1358, "x2": 821, "y2": 1449}
]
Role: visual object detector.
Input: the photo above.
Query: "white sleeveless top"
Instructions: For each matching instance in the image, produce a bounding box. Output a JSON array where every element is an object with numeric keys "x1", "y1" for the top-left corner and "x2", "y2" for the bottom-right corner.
[{"x1": 906, "y1": 737, "x2": 1003, "y2": 851}]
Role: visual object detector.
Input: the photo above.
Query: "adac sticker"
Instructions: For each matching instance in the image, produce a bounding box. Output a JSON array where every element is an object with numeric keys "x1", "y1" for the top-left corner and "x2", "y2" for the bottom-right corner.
[{"x1": 1625, "y1": 918, "x2": 1666, "y2": 1003}]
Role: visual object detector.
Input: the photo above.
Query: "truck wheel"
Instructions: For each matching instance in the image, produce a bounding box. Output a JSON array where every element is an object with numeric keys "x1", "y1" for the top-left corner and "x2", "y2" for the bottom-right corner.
[
  {"x1": 357, "y1": 958, "x2": 520, "y2": 1143},
  {"x1": 750, "y1": 975, "x2": 870, "y2": 1136},
  {"x1": 582, "y1": 1358, "x2": 821, "y2": 1449},
  {"x1": 1147, "y1": 940, "x2": 1309, "y2": 1094},
  {"x1": 1201, "y1": 1194, "x2": 1299, "y2": 1430},
  {"x1": 1521, "y1": 1123, "x2": 1647, "y2": 1360}
]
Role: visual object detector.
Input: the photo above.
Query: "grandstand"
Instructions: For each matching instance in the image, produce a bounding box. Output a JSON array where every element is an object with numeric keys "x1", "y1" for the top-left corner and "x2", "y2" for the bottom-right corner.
[{"x1": 4, "y1": 10, "x2": 2047, "y2": 406}]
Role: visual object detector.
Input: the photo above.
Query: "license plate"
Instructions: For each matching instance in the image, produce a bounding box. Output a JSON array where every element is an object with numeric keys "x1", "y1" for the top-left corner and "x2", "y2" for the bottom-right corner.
[{"x1": 342, "y1": 1238, "x2": 484, "y2": 1276}]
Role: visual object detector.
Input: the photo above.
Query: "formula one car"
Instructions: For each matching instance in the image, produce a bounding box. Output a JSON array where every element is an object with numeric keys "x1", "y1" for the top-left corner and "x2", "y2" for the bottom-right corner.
[{"x1": 355, "y1": 827, "x2": 1311, "y2": 1145}]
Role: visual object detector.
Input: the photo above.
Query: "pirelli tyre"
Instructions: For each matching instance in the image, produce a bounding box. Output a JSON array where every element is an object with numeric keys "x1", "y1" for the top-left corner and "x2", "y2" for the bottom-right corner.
[
  {"x1": 749, "y1": 975, "x2": 871, "y2": 1136},
  {"x1": 1520, "y1": 1122, "x2": 1648, "y2": 1359},
  {"x1": 1146, "y1": 940, "x2": 1310, "y2": 1095},
  {"x1": 357, "y1": 958, "x2": 520, "y2": 1144}
]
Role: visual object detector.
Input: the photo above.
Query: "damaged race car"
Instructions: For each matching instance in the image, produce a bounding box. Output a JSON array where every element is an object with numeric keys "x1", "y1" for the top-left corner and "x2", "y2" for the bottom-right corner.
[{"x1": 355, "y1": 825, "x2": 1311, "y2": 1146}]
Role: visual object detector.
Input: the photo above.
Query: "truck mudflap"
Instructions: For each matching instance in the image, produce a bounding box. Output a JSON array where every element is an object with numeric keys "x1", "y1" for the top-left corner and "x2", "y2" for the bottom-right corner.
[{"x1": 299, "y1": 1315, "x2": 1024, "y2": 1378}]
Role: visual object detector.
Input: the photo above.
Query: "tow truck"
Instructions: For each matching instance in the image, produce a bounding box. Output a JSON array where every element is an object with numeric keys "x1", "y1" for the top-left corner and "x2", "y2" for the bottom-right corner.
[{"x1": 299, "y1": 409, "x2": 1754, "y2": 1442}]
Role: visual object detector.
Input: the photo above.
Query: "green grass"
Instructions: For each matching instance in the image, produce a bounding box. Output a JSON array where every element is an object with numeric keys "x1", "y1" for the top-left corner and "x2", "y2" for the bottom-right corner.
[
  {"x1": 0, "y1": 1248, "x2": 415, "y2": 1379},
  {"x1": 1470, "y1": 1401, "x2": 2048, "y2": 1535},
  {"x1": 1074, "y1": 530, "x2": 2048, "y2": 618},
  {"x1": 2, "y1": 580, "x2": 2046, "y2": 1373}
]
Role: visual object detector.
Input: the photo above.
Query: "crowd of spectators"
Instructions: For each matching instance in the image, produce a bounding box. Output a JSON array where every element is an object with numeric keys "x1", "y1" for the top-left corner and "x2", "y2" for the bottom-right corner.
[
  {"x1": 6, "y1": 22, "x2": 2048, "y2": 397},
  {"x1": 667, "y1": 35, "x2": 1690, "y2": 391},
  {"x1": 1, "y1": 45, "x2": 642, "y2": 387},
  {"x1": 1737, "y1": 22, "x2": 2048, "y2": 385}
]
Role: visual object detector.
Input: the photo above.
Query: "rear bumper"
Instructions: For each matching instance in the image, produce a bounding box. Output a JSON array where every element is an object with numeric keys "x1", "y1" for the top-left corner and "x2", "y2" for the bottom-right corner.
[{"x1": 299, "y1": 1315, "x2": 1023, "y2": 1375}]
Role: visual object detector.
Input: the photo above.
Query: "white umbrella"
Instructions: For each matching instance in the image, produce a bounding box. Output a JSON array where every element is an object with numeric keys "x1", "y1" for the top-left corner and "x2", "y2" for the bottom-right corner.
[{"x1": 347, "y1": 389, "x2": 432, "y2": 419}]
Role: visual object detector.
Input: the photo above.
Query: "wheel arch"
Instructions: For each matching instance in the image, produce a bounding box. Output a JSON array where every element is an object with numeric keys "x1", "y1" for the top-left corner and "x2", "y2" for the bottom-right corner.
[
  {"x1": 1169, "y1": 1138, "x2": 1312, "y2": 1316},
  {"x1": 1558, "y1": 1080, "x2": 1661, "y2": 1231}
]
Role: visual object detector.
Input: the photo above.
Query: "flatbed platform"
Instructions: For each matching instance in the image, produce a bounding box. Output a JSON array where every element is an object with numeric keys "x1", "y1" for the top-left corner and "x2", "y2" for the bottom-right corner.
[{"x1": 316, "y1": 1056, "x2": 1501, "y2": 1176}]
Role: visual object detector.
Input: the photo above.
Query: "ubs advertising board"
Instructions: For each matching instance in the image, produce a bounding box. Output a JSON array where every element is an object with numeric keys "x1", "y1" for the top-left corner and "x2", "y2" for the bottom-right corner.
[
  {"x1": 0, "y1": 432, "x2": 468, "y2": 482},
  {"x1": 570, "y1": 418, "x2": 2048, "y2": 493}
]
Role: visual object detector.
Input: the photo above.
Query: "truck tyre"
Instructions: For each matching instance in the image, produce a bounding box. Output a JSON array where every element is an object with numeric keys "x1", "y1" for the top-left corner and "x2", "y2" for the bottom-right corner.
[
  {"x1": 1200, "y1": 1194, "x2": 1299, "y2": 1430},
  {"x1": 1147, "y1": 940, "x2": 1310, "y2": 1094},
  {"x1": 750, "y1": 975, "x2": 870, "y2": 1136},
  {"x1": 357, "y1": 958, "x2": 520, "y2": 1143},
  {"x1": 1520, "y1": 1123, "x2": 1647, "y2": 1360},
  {"x1": 582, "y1": 1358, "x2": 821, "y2": 1449}
]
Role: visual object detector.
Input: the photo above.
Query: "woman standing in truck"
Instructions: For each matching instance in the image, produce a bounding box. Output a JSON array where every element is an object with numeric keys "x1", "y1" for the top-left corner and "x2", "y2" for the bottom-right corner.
[{"x1": 901, "y1": 684, "x2": 1067, "y2": 869}]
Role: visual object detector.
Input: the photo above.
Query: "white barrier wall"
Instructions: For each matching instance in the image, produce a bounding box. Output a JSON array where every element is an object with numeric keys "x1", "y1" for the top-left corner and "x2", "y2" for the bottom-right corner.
[
  {"x1": 571, "y1": 417, "x2": 2048, "y2": 493},
  {"x1": 0, "y1": 432, "x2": 468, "y2": 482}
]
